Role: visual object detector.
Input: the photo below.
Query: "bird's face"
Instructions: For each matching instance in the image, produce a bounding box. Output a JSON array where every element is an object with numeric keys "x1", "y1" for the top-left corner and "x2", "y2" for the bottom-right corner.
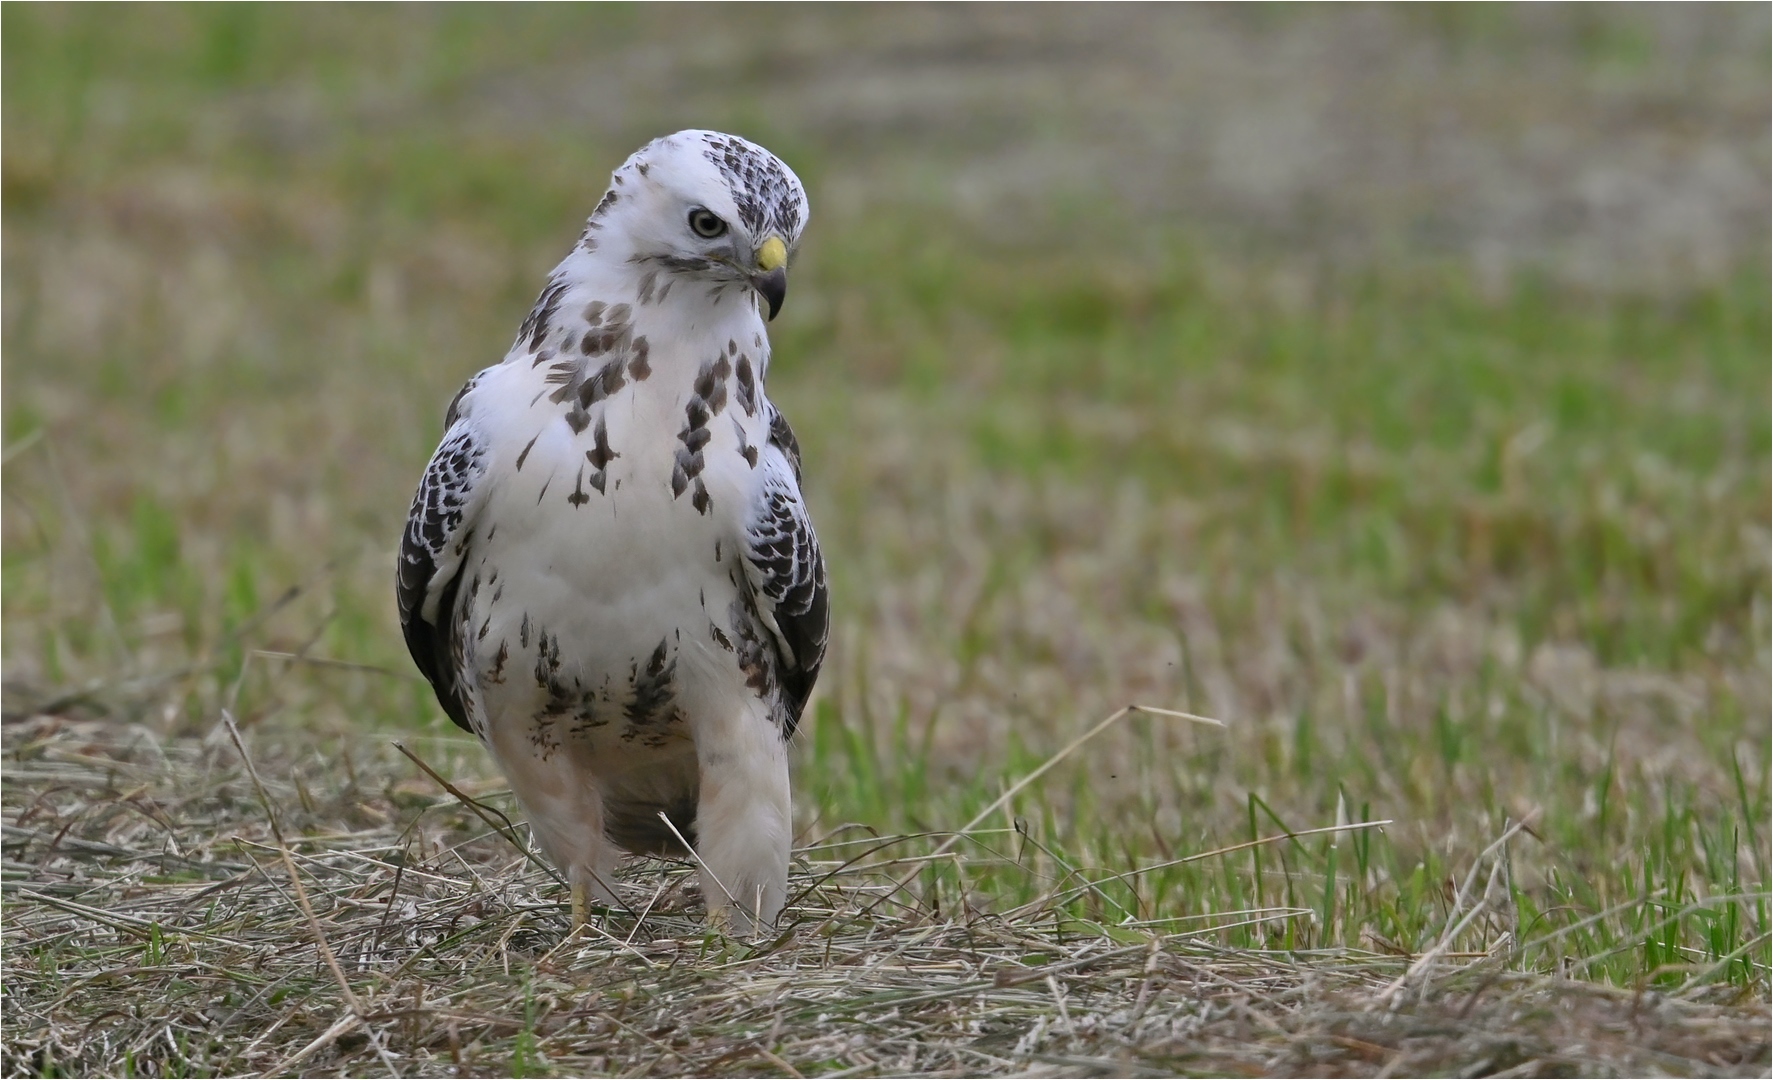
[{"x1": 602, "y1": 131, "x2": 808, "y2": 320}]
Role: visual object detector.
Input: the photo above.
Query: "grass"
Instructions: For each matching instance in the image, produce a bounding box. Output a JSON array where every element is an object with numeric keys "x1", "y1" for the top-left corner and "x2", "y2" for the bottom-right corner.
[{"x1": 4, "y1": 5, "x2": 1769, "y2": 1076}]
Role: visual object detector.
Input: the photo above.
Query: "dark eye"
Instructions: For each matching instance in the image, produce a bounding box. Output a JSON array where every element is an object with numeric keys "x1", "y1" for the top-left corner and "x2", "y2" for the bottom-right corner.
[{"x1": 687, "y1": 208, "x2": 727, "y2": 238}]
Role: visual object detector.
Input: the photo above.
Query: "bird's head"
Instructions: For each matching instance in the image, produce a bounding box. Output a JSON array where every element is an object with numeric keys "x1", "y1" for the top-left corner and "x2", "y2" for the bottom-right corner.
[{"x1": 587, "y1": 130, "x2": 808, "y2": 321}]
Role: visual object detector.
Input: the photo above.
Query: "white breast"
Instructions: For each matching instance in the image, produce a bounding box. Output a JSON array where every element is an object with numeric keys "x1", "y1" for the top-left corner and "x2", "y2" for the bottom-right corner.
[{"x1": 448, "y1": 295, "x2": 779, "y2": 769}]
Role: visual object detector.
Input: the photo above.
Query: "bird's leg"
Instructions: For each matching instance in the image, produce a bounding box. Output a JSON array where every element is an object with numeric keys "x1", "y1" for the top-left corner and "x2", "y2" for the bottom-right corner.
[
  {"x1": 704, "y1": 903, "x2": 734, "y2": 936},
  {"x1": 565, "y1": 861, "x2": 621, "y2": 933},
  {"x1": 570, "y1": 878, "x2": 590, "y2": 931},
  {"x1": 692, "y1": 715, "x2": 792, "y2": 938}
]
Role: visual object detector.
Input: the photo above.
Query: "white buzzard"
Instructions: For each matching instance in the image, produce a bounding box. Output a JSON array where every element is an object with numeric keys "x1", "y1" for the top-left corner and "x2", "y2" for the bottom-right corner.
[{"x1": 397, "y1": 131, "x2": 827, "y2": 935}]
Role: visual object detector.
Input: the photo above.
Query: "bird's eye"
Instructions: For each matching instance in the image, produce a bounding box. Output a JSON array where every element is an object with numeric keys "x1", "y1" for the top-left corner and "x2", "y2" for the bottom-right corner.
[{"x1": 687, "y1": 208, "x2": 727, "y2": 239}]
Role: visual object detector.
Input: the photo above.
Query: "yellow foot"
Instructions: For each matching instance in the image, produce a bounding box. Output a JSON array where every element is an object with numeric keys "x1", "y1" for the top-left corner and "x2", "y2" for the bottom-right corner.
[
  {"x1": 570, "y1": 880, "x2": 589, "y2": 931},
  {"x1": 705, "y1": 905, "x2": 735, "y2": 936}
]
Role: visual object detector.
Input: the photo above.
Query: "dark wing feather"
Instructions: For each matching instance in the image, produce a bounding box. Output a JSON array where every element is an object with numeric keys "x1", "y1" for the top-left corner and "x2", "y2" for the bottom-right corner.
[
  {"x1": 396, "y1": 400, "x2": 489, "y2": 734},
  {"x1": 768, "y1": 404, "x2": 804, "y2": 483},
  {"x1": 743, "y1": 405, "x2": 828, "y2": 737}
]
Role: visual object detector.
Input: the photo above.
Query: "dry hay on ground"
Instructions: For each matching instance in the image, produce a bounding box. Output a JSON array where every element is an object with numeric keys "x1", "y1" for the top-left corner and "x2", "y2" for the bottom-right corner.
[{"x1": 3, "y1": 713, "x2": 1766, "y2": 1078}]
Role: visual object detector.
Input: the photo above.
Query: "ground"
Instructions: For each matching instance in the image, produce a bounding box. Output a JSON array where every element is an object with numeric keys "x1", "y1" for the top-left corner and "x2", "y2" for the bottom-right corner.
[{"x1": 2, "y1": 6, "x2": 1768, "y2": 1077}]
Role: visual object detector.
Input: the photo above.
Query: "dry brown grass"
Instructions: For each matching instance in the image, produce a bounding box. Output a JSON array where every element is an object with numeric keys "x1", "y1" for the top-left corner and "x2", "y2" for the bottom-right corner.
[{"x1": 5, "y1": 713, "x2": 1765, "y2": 1078}]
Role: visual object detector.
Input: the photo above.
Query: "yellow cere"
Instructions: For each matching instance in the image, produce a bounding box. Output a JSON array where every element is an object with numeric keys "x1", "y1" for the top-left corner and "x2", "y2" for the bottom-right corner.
[{"x1": 756, "y1": 235, "x2": 787, "y2": 272}]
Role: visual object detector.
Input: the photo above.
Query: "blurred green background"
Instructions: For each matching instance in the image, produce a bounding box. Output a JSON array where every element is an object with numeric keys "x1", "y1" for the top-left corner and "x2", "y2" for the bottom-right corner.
[{"x1": 4, "y1": 4, "x2": 1768, "y2": 981}]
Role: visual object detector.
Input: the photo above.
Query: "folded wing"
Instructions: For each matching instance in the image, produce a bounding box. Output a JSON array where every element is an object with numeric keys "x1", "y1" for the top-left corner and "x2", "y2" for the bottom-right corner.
[
  {"x1": 740, "y1": 405, "x2": 829, "y2": 736},
  {"x1": 396, "y1": 384, "x2": 492, "y2": 733}
]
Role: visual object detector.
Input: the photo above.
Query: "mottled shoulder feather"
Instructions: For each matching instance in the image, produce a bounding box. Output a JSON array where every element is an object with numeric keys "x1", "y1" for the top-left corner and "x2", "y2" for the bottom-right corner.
[
  {"x1": 396, "y1": 391, "x2": 491, "y2": 734},
  {"x1": 443, "y1": 371, "x2": 480, "y2": 428},
  {"x1": 766, "y1": 401, "x2": 803, "y2": 484},
  {"x1": 741, "y1": 406, "x2": 828, "y2": 736}
]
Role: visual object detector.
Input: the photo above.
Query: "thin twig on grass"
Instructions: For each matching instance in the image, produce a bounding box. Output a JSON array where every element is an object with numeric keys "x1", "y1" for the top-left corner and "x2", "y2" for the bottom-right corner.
[
  {"x1": 1, "y1": 427, "x2": 44, "y2": 464},
  {"x1": 261, "y1": 1011, "x2": 362, "y2": 1078},
  {"x1": 1029, "y1": 819, "x2": 1393, "y2": 915},
  {"x1": 859, "y1": 704, "x2": 1223, "y2": 918},
  {"x1": 252, "y1": 650, "x2": 428, "y2": 680},
  {"x1": 657, "y1": 809, "x2": 741, "y2": 915},
  {"x1": 222, "y1": 710, "x2": 362, "y2": 1015},
  {"x1": 1379, "y1": 814, "x2": 1538, "y2": 1003},
  {"x1": 753, "y1": 1042, "x2": 806, "y2": 1078},
  {"x1": 391, "y1": 740, "x2": 564, "y2": 888}
]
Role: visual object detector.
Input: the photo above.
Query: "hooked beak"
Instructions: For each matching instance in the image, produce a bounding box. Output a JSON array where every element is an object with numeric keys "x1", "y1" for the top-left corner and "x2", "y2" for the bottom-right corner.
[{"x1": 752, "y1": 235, "x2": 789, "y2": 321}]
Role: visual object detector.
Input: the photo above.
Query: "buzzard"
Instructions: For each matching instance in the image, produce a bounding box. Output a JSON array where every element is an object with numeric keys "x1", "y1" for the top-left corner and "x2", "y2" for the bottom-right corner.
[{"x1": 397, "y1": 131, "x2": 827, "y2": 935}]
